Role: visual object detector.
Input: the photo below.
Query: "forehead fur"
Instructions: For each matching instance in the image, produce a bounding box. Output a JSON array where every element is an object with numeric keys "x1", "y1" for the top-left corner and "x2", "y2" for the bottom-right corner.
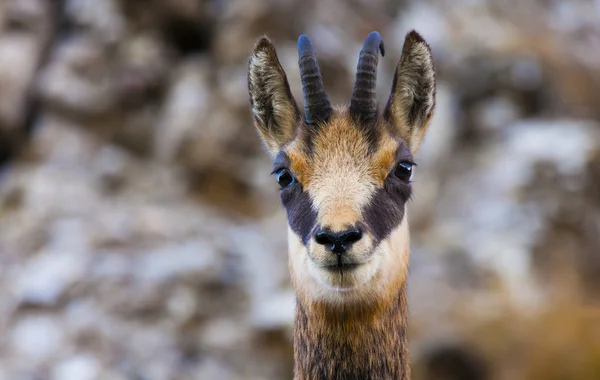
[{"x1": 284, "y1": 108, "x2": 403, "y2": 188}]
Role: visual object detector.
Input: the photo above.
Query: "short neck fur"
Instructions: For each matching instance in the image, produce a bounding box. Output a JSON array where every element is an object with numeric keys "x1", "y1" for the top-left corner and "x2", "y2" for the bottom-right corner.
[{"x1": 293, "y1": 283, "x2": 410, "y2": 380}]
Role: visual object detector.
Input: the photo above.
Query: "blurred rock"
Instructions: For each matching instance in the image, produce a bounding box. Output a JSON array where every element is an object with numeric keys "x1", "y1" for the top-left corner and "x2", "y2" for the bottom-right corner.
[
  {"x1": 473, "y1": 96, "x2": 520, "y2": 132},
  {"x1": 0, "y1": 0, "x2": 56, "y2": 162},
  {"x1": 136, "y1": 239, "x2": 221, "y2": 284},
  {"x1": 40, "y1": 38, "x2": 115, "y2": 117},
  {"x1": 155, "y1": 57, "x2": 211, "y2": 163},
  {"x1": 250, "y1": 291, "x2": 295, "y2": 331},
  {"x1": 13, "y1": 248, "x2": 88, "y2": 305},
  {"x1": 0, "y1": 35, "x2": 41, "y2": 130},
  {"x1": 10, "y1": 315, "x2": 64, "y2": 361},
  {"x1": 65, "y1": 0, "x2": 125, "y2": 44},
  {"x1": 114, "y1": 32, "x2": 171, "y2": 108},
  {"x1": 52, "y1": 355, "x2": 102, "y2": 380}
]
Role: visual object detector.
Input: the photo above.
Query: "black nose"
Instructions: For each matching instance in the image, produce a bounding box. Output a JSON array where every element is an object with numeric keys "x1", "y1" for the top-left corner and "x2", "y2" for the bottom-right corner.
[{"x1": 315, "y1": 228, "x2": 363, "y2": 254}]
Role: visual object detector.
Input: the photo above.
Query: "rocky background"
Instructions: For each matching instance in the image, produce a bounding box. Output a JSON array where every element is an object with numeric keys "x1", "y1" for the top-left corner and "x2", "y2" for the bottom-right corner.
[{"x1": 0, "y1": 0, "x2": 599, "y2": 379}]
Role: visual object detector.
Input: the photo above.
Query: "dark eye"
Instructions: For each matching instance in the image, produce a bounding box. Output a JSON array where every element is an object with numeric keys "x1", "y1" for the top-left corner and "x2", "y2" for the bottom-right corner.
[
  {"x1": 276, "y1": 168, "x2": 295, "y2": 188},
  {"x1": 394, "y1": 161, "x2": 414, "y2": 182}
]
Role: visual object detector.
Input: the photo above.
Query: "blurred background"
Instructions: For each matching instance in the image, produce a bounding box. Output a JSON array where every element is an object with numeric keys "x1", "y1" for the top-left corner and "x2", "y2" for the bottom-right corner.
[{"x1": 0, "y1": 0, "x2": 599, "y2": 379}]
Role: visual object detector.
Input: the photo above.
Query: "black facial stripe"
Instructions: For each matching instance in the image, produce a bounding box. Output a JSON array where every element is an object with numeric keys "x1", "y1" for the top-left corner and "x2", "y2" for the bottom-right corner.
[
  {"x1": 281, "y1": 184, "x2": 318, "y2": 245},
  {"x1": 356, "y1": 117, "x2": 382, "y2": 155},
  {"x1": 273, "y1": 151, "x2": 291, "y2": 172},
  {"x1": 298, "y1": 123, "x2": 318, "y2": 156},
  {"x1": 394, "y1": 138, "x2": 413, "y2": 163},
  {"x1": 362, "y1": 180, "x2": 411, "y2": 243},
  {"x1": 273, "y1": 150, "x2": 317, "y2": 244},
  {"x1": 361, "y1": 137, "x2": 413, "y2": 242}
]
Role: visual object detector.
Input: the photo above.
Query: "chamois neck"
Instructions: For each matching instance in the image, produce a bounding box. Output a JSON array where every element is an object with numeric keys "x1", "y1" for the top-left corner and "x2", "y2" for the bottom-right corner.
[{"x1": 293, "y1": 283, "x2": 410, "y2": 380}]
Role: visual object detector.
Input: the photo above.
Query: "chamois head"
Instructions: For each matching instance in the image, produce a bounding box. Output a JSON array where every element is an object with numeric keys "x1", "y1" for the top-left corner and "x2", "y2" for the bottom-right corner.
[{"x1": 248, "y1": 31, "x2": 435, "y2": 309}]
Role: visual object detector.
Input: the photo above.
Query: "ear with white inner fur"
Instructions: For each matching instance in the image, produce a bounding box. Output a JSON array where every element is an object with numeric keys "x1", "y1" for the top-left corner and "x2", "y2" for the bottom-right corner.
[
  {"x1": 384, "y1": 31, "x2": 436, "y2": 154},
  {"x1": 248, "y1": 37, "x2": 300, "y2": 156}
]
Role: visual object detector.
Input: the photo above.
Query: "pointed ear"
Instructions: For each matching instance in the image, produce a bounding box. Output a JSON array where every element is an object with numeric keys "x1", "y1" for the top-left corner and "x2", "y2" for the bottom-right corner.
[
  {"x1": 248, "y1": 37, "x2": 300, "y2": 156},
  {"x1": 384, "y1": 31, "x2": 436, "y2": 154}
]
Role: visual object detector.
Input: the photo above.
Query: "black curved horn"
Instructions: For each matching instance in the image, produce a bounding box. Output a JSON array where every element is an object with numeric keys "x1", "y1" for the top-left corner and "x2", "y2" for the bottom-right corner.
[
  {"x1": 350, "y1": 31, "x2": 385, "y2": 123},
  {"x1": 298, "y1": 35, "x2": 332, "y2": 125}
]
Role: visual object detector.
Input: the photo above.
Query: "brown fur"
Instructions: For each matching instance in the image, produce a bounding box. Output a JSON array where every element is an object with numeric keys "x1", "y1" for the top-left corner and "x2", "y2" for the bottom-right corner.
[
  {"x1": 285, "y1": 109, "x2": 400, "y2": 189},
  {"x1": 248, "y1": 30, "x2": 436, "y2": 380},
  {"x1": 294, "y1": 283, "x2": 410, "y2": 380}
]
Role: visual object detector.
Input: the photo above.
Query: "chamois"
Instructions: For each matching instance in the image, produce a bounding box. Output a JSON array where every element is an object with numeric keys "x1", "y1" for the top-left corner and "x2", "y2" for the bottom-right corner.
[{"x1": 248, "y1": 30, "x2": 436, "y2": 380}]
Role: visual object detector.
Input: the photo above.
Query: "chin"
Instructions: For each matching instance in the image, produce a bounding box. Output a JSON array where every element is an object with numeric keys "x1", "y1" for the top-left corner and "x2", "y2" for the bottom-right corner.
[{"x1": 306, "y1": 253, "x2": 381, "y2": 300}]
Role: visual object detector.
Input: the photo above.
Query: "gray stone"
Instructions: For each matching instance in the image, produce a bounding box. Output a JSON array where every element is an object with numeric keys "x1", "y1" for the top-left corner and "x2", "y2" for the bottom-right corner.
[
  {"x1": 13, "y1": 248, "x2": 88, "y2": 305},
  {"x1": 154, "y1": 58, "x2": 212, "y2": 162},
  {"x1": 65, "y1": 0, "x2": 125, "y2": 44},
  {"x1": 39, "y1": 38, "x2": 115, "y2": 116},
  {"x1": 10, "y1": 315, "x2": 64, "y2": 361},
  {"x1": 52, "y1": 355, "x2": 102, "y2": 380},
  {"x1": 136, "y1": 239, "x2": 221, "y2": 283},
  {"x1": 0, "y1": 35, "x2": 42, "y2": 130}
]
